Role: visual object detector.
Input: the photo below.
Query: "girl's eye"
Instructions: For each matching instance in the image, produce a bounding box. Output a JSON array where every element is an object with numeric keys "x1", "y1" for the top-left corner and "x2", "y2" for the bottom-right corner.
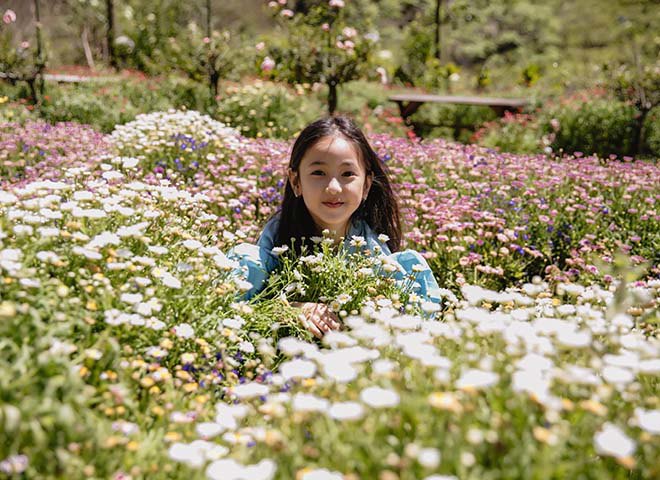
[
  {"x1": 311, "y1": 170, "x2": 325, "y2": 176},
  {"x1": 343, "y1": 171, "x2": 357, "y2": 177}
]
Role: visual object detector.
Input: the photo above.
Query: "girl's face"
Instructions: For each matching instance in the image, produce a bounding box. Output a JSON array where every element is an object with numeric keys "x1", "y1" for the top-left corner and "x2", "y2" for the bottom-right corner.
[{"x1": 288, "y1": 135, "x2": 372, "y2": 241}]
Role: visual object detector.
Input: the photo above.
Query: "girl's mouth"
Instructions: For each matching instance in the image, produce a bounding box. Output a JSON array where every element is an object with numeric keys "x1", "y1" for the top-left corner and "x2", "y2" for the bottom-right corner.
[{"x1": 323, "y1": 202, "x2": 344, "y2": 208}]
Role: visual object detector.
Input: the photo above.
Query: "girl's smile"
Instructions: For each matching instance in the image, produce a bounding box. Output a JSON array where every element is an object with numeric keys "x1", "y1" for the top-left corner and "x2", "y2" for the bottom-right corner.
[{"x1": 288, "y1": 135, "x2": 372, "y2": 242}]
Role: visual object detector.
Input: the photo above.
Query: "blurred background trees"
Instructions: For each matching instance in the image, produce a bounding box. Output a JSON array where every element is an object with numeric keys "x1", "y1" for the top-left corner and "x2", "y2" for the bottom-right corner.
[{"x1": 0, "y1": 0, "x2": 657, "y2": 156}]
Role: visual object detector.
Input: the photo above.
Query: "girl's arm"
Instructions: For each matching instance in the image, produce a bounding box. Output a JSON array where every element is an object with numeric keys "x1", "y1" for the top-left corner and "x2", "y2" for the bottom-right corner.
[{"x1": 388, "y1": 249, "x2": 443, "y2": 304}]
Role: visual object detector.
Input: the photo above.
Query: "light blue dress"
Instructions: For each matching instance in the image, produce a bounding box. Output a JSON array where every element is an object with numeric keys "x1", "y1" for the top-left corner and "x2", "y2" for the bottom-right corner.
[{"x1": 227, "y1": 212, "x2": 443, "y2": 305}]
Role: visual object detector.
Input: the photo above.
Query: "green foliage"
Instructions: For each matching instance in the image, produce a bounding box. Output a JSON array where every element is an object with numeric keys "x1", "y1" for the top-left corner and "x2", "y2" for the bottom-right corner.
[
  {"x1": 115, "y1": 0, "x2": 201, "y2": 74},
  {"x1": 214, "y1": 81, "x2": 323, "y2": 139},
  {"x1": 162, "y1": 24, "x2": 240, "y2": 94},
  {"x1": 395, "y1": 19, "x2": 434, "y2": 86},
  {"x1": 37, "y1": 77, "x2": 212, "y2": 133},
  {"x1": 520, "y1": 63, "x2": 541, "y2": 87},
  {"x1": 409, "y1": 103, "x2": 497, "y2": 142},
  {"x1": 607, "y1": 60, "x2": 660, "y2": 112},
  {"x1": 263, "y1": 1, "x2": 377, "y2": 113},
  {"x1": 474, "y1": 97, "x2": 646, "y2": 158},
  {"x1": 0, "y1": 7, "x2": 44, "y2": 102},
  {"x1": 0, "y1": 89, "x2": 35, "y2": 124},
  {"x1": 542, "y1": 98, "x2": 638, "y2": 157},
  {"x1": 642, "y1": 106, "x2": 660, "y2": 157},
  {"x1": 473, "y1": 113, "x2": 541, "y2": 154}
]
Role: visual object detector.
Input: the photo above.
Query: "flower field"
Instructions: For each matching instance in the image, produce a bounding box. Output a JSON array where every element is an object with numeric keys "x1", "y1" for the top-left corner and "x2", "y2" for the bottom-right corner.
[{"x1": 0, "y1": 110, "x2": 658, "y2": 479}]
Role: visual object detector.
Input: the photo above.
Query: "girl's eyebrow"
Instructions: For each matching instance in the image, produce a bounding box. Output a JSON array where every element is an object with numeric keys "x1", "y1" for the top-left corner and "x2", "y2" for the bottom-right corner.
[{"x1": 308, "y1": 160, "x2": 358, "y2": 167}]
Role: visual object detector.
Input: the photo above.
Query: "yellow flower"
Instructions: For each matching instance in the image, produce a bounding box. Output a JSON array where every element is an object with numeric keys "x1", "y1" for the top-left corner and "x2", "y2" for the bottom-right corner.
[
  {"x1": 561, "y1": 398, "x2": 574, "y2": 411},
  {"x1": 104, "y1": 436, "x2": 122, "y2": 448},
  {"x1": 182, "y1": 382, "x2": 198, "y2": 393},
  {"x1": 194, "y1": 394, "x2": 209, "y2": 405},
  {"x1": 617, "y1": 456, "x2": 636, "y2": 469},
  {"x1": 264, "y1": 429, "x2": 284, "y2": 448},
  {"x1": 428, "y1": 392, "x2": 463, "y2": 414},
  {"x1": 533, "y1": 426, "x2": 558, "y2": 445},
  {"x1": 140, "y1": 377, "x2": 155, "y2": 388},
  {"x1": 580, "y1": 399, "x2": 608, "y2": 416},
  {"x1": 0, "y1": 301, "x2": 16, "y2": 318},
  {"x1": 302, "y1": 378, "x2": 316, "y2": 388},
  {"x1": 175, "y1": 370, "x2": 192, "y2": 381},
  {"x1": 126, "y1": 441, "x2": 139, "y2": 451},
  {"x1": 296, "y1": 468, "x2": 313, "y2": 480}
]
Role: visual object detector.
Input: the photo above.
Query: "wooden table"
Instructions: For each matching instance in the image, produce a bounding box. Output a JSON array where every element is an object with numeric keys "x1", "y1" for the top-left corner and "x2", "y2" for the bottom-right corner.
[{"x1": 389, "y1": 93, "x2": 529, "y2": 137}]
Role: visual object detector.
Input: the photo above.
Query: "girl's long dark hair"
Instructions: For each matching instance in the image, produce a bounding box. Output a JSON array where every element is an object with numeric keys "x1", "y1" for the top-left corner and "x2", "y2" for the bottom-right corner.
[{"x1": 274, "y1": 116, "x2": 402, "y2": 254}]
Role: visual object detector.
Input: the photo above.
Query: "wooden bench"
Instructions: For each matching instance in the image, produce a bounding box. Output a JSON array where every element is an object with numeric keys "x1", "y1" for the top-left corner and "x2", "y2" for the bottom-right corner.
[{"x1": 389, "y1": 93, "x2": 529, "y2": 137}]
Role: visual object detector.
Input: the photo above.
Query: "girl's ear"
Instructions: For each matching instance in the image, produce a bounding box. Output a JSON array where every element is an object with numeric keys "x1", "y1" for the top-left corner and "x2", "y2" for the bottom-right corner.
[
  {"x1": 363, "y1": 171, "x2": 373, "y2": 200},
  {"x1": 287, "y1": 168, "x2": 300, "y2": 196}
]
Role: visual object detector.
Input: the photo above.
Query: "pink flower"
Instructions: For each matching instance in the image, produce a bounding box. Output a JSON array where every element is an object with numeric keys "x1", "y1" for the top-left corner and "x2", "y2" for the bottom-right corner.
[
  {"x1": 261, "y1": 56, "x2": 275, "y2": 72},
  {"x1": 321, "y1": 23, "x2": 330, "y2": 32},
  {"x1": 268, "y1": 1, "x2": 278, "y2": 7},
  {"x1": 20, "y1": 41, "x2": 30, "y2": 50},
  {"x1": 3, "y1": 9, "x2": 16, "y2": 24},
  {"x1": 255, "y1": 41, "x2": 265, "y2": 51},
  {"x1": 585, "y1": 265, "x2": 599, "y2": 275},
  {"x1": 329, "y1": 0, "x2": 345, "y2": 7},
  {"x1": 336, "y1": 40, "x2": 345, "y2": 50},
  {"x1": 342, "y1": 27, "x2": 357, "y2": 38},
  {"x1": 278, "y1": 0, "x2": 287, "y2": 4},
  {"x1": 202, "y1": 37, "x2": 211, "y2": 44},
  {"x1": 343, "y1": 40, "x2": 355, "y2": 50},
  {"x1": 281, "y1": 9, "x2": 294, "y2": 17}
]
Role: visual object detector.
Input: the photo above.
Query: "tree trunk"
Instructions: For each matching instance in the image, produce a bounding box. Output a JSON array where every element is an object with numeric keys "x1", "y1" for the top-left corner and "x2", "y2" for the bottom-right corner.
[
  {"x1": 106, "y1": 0, "x2": 118, "y2": 70},
  {"x1": 327, "y1": 80, "x2": 338, "y2": 115},
  {"x1": 33, "y1": 0, "x2": 45, "y2": 101},
  {"x1": 632, "y1": 108, "x2": 649, "y2": 157},
  {"x1": 206, "y1": 0, "x2": 212, "y2": 39},
  {"x1": 434, "y1": 0, "x2": 441, "y2": 61},
  {"x1": 82, "y1": 26, "x2": 96, "y2": 70},
  {"x1": 206, "y1": 0, "x2": 214, "y2": 97}
]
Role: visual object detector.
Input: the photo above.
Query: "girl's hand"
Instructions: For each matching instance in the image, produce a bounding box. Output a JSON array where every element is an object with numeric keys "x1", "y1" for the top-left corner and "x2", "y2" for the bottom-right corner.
[{"x1": 291, "y1": 302, "x2": 341, "y2": 339}]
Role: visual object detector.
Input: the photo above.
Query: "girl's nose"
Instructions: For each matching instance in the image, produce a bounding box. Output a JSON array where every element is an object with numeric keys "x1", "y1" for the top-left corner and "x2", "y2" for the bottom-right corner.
[{"x1": 326, "y1": 177, "x2": 341, "y2": 193}]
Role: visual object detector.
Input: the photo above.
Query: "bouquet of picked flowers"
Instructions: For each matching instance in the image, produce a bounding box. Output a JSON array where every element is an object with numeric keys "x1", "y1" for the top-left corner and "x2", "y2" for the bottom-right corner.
[{"x1": 250, "y1": 231, "x2": 424, "y2": 329}]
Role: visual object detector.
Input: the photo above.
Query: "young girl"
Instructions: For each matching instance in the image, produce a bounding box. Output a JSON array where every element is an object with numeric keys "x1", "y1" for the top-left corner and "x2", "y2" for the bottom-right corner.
[{"x1": 229, "y1": 116, "x2": 442, "y2": 338}]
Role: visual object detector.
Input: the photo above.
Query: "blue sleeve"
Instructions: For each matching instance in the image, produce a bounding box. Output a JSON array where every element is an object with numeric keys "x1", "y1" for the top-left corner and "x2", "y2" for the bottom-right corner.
[
  {"x1": 226, "y1": 217, "x2": 280, "y2": 301},
  {"x1": 387, "y1": 250, "x2": 443, "y2": 304}
]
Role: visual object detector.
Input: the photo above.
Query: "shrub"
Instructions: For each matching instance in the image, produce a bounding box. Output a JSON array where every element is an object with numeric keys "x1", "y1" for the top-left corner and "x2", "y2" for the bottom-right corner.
[
  {"x1": 541, "y1": 98, "x2": 638, "y2": 157},
  {"x1": 214, "y1": 81, "x2": 323, "y2": 139},
  {"x1": 409, "y1": 103, "x2": 497, "y2": 142},
  {"x1": 37, "y1": 77, "x2": 213, "y2": 133},
  {"x1": 642, "y1": 105, "x2": 660, "y2": 157},
  {"x1": 0, "y1": 95, "x2": 35, "y2": 124},
  {"x1": 473, "y1": 112, "x2": 542, "y2": 154},
  {"x1": 39, "y1": 87, "x2": 138, "y2": 132}
]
